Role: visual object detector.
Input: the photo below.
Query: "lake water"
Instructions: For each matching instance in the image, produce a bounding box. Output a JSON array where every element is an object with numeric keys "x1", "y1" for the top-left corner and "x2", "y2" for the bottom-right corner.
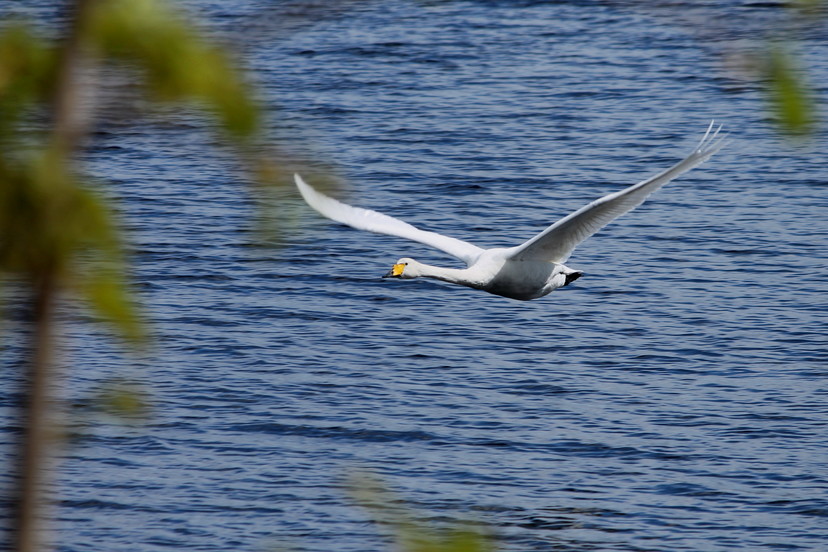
[{"x1": 2, "y1": 1, "x2": 827, "y2": 551}]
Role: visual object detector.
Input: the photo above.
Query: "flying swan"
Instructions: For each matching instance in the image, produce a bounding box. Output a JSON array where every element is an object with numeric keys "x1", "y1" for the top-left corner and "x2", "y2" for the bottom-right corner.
[{"x1": 295, "y1": 123, "x2": 725, "y2": 301}]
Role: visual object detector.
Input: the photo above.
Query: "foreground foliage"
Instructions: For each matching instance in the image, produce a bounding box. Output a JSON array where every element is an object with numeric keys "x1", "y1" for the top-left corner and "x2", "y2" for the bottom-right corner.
[{"x1": 1, "y1": 1, "x2": 273, "y2": 550}]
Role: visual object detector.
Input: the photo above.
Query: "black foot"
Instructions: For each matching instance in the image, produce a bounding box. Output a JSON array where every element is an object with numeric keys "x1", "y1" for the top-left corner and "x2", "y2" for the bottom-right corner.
[{"x1": 564, "y1": 271, "x2": 583, "y2": 286}]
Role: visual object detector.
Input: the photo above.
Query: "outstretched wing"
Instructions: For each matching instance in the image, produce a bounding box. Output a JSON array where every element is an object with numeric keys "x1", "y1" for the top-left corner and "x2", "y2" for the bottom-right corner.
[
  {"x1": 295, "y1": 174, "x2": 485, "y2": 265},
  {"x1": 509, "y1": 122, "x2": 726, "y2": 263}
]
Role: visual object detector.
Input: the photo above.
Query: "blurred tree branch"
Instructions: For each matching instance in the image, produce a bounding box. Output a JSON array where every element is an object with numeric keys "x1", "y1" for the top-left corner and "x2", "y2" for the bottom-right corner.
[{"x1": 0, "y1": 1, "x2": 300, "y2": 550}]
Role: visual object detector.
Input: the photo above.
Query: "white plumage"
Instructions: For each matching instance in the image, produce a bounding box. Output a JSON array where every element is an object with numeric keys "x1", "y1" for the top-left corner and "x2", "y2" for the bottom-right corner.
[{"x1": 296, "y1": 122, "x2": 726, "y2": 300}]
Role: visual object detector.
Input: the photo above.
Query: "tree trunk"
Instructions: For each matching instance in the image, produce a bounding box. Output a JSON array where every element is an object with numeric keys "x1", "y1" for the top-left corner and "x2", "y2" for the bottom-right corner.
[
  {"x1": 14, "y1": 2, "x2": 97, "y2": 549},
  {"x1": 14, "y1": 274, "x2": 59, "y2": 552}
]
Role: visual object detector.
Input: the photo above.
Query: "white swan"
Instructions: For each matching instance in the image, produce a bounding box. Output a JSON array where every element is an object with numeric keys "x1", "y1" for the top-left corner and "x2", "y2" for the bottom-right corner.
[{"x1": 295, "y1": 123, "x2": 725, "y2": 301}]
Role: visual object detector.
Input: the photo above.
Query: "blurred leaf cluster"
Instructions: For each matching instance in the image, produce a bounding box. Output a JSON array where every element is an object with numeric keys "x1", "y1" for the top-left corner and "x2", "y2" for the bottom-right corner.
[
  {"x1": 66, "y1": 378, "x2": 153, "y2": 444},
  {"x1": 352, "y1": 472, "x2": 497, "y2": 552},
  {"x1": 759, "y1": 0, "x2": 823, "y2": 135},
  {"x1": 764, "y1": 45, "x2": 815, "y2": 136},
  {"x1": 86, "y1": 0, "x2": 259, "y2": 139},
  {"x1": 0, "y1": 0, "x2": 266, "y2": 343}
]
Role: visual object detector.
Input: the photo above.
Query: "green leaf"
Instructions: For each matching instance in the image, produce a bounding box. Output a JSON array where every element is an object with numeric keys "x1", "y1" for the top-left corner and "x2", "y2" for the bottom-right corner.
[
  {"x1": 0, "y1": 23, "x2": 56, "y2": 140},
  {"x1": 95, "y1": 379, "x2": 152, "y2": 420},
  {"x1": 351, "y1": 472, "x2": 497, "y2": 552},
  {"x1": 86, "y1": 0, "x2": 261, "y2": 140},
  {"x1": 0, "y1": 148, "x2": 144, "y2": 342},
  {"x1": 764, "y1": 45, "x2": 816, "y2": 135}
]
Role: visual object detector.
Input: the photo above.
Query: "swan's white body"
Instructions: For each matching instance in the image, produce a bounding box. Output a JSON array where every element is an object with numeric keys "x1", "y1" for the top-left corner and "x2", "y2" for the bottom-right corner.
[{"x1": 296, "y1": 123, "x2": 725, "y2": 300}]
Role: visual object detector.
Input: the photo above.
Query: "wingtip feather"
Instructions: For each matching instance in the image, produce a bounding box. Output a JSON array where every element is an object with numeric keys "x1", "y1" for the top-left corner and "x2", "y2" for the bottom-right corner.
[
  {"x1": 695, "y1": 121, "x2": 728, "y2": 158},
  {"x1": 294, "y1": 173, "x2": 327, "y2": 209},
  {"x1": 294, "y1": 172, "x2": 309, "y2": 192}
]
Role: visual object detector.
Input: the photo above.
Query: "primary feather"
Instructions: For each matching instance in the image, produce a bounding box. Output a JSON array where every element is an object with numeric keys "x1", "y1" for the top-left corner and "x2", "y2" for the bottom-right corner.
[{"x1": 508, "y1": 121, "x2": 725, "y2": 263}]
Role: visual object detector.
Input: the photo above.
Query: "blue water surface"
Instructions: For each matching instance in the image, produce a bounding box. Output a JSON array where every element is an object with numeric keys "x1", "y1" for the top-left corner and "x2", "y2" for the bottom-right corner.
[{"x1": 2, "y1": 1, "x2": 827, "y2": 551}]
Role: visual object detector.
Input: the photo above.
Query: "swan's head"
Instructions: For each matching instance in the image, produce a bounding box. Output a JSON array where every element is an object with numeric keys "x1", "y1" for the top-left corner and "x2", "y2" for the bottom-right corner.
[{"x1": 383, "y1": 258, "x2": 418, "y2": 279}]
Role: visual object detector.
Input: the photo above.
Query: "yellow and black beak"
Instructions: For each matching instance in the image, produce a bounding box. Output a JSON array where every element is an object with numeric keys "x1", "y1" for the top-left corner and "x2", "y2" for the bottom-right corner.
[{"x1": 382, "y1": 263, "x2": 405, "y2": 278}]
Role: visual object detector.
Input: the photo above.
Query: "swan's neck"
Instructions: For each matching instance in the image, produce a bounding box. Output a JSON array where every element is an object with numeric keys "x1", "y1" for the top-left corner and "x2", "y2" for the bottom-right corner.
[{"x1": 413, "y1": 262, "x2": 476, "y2": 287}]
